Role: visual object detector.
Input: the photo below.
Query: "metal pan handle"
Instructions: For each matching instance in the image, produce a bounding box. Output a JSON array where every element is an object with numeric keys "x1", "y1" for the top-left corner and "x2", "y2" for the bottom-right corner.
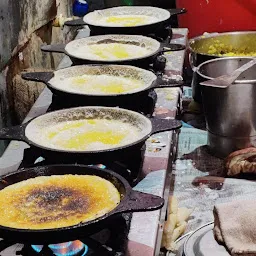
[
  {"x1": 152, "y1": 77, "x2": 184, "y2": 88},
  {"x1": 41, "y1": 44, "x2": 66, "y2": 53},
  {"x1": 150, "y1": 118, "x2": 182, "y2": 134},
  {"x1": 64, "y1": 18, "x2": 87, "y2": 27},
  {"x1": 115, "y1": 190, "x2": 164, "y2": 214},
  {"x1": 22, "y1": 72, "x2": 54, "y2": 83},
  {"x1": 166, "y1": 8, "x2": 187, "y2": 16},
  {"x1": 0, "y1": 124, "x2": 27, "y2": 142}
]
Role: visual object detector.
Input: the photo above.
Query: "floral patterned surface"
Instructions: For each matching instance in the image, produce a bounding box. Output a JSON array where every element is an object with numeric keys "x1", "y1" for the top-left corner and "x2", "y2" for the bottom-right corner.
[
  {"x1": 168, "y1": 127, "x2": 256, "y2": 256},
  {"x1": 127, "y1": 29, "x2": 188, "y2": 256}
]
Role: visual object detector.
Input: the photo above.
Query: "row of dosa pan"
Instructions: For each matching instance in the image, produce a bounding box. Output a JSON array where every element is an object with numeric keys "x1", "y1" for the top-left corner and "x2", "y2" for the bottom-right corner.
[{"x1": 0, "y1": 5, "x2": 186, "y2": 243}]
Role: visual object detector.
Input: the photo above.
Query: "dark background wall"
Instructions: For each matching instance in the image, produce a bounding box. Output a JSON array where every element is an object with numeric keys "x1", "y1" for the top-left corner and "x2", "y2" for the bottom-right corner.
[
  {"x1": 0, "y1": 0, "x2": 76, "y2": 154},
  {"x1": 0, "y1": 0, "x2": 177, "y2": 154},
  {"x1": 0, "y1": 0, "x2": 75, "y2": 124}
]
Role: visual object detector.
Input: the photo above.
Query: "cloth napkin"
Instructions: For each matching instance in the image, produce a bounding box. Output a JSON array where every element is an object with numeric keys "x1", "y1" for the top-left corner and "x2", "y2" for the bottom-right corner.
[{"x1": 214, "y1": 200, "x2": 256, "y2": 256}]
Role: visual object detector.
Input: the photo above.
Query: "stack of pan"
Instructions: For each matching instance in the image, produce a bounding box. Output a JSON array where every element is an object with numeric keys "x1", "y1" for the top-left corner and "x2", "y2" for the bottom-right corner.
[{"x1": 0, "y1": 5, "x2": 185, "y2": 243}]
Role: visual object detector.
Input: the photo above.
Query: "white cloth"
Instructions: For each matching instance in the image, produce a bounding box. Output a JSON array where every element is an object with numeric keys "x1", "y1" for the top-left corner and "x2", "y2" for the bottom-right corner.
[{"x1": 214, "y1": 200, "x2": 256, "y2": 256}]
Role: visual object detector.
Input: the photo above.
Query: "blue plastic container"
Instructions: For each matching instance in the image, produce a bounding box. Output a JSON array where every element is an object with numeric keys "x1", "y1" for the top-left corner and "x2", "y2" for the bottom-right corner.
[{"x1": 73, "y1": 0, "x2": 89, "y2": 17}]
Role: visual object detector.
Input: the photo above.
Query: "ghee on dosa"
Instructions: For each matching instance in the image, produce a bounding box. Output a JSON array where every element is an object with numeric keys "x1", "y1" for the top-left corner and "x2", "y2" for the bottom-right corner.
[
  {"x1": 80, "y1": 43, "x2": 151, "y2": 61},
  {"x1": 50, "y1": 74, "x2": 144, "y2": 95},
  {"x1": 31, "y1": 119, "x2": 141, "y2": 151},
  {"x1": 0, "y1": 175, "x2": 120, "y2": 229},
  {"x1": 98, "y1": 15, "x2": 159, "y2": 27}
]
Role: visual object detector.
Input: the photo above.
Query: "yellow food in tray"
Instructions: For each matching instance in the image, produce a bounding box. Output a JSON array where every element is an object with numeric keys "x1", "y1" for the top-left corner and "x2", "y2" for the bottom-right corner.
[
  {"x1": 0, "y1": 175, "x2": 120, "y2": 229},
  {"x1": 39, "y1": 119, "x2": 140, "y2": 151},
  {"x1": 207, "y1": 41, "x2": 256, "y2": 56}
]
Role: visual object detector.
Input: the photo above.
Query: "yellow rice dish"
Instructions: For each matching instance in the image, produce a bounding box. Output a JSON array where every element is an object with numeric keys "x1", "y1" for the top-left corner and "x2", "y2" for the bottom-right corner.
[{"x1": 207, "y1": 40, "x2": 256, "y2": 56}]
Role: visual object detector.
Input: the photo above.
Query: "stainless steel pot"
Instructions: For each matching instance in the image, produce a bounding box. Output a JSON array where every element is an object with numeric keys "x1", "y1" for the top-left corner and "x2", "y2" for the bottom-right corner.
[
  {"x1": 189, "y1": 31, "x2": 256, "y2": 103},
  {"x1": 197, "y1": 57, "x2": 256, "y2": 158}
]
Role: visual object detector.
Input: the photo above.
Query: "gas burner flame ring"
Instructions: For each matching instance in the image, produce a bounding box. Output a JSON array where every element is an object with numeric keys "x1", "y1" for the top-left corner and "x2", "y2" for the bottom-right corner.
[
  {"x1": 48, "y1": 242, "x2": 72, "y2": 250},
  {"x1": 31, "y1": 240, "x2": 89, "y2": 255}
]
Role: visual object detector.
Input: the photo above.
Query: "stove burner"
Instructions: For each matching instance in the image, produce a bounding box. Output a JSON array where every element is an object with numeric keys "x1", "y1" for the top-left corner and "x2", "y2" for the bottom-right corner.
[
  {"x1": 19, "y1": 144, "x2": 144, "y2": 185},
  {"x1": 0, "y1": 213, "x2": 131, "y2": 256},
  {"x1": 48, "y1": 90, "x2": 157, "y2": 117},
  {"x1": 31, "y1": 241, "x2": 88, "y2": 255},
  {"x1": 90, "y1": 27, "x2": 172, "y2": 43}
]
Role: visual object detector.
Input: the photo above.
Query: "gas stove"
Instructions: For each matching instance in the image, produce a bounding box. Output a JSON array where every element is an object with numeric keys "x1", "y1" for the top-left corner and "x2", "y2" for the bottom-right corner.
[
  {"x1": 90, "y1": 26, "x2": 173, "y2": 43},
  {"x1": 74, "y1": 26, "x2": 177, "y2": 75},
  {"x1": 0, "y1": 213, "x2": 131, "y2": 256},
  {"x1": 48, "y1": 90, "x2": 157, "y2": 117},
  {"x1": 19, "y1": 144, "x2": 144, "y2": 185},
  {"x1": 18, "y1": 91, "x2": 157, "y2": 185}
]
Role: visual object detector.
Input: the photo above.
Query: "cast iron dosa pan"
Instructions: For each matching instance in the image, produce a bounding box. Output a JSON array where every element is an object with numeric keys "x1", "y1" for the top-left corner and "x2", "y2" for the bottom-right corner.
[
  {"x1": 0, "y1": 164, "x2": 164, "y2": 243},
  {"x1": 0, "y1": 106, "x2": 181, "y2": 157},
  {"x1": 64, "y1": 6, "x2": 186, "y2": 36},
  {"x1": 21, "y1": 65, "x2": 183, "y2": 101},
  {"x1": 41, "y1": 34, "x2": 185, "y2": 66}
]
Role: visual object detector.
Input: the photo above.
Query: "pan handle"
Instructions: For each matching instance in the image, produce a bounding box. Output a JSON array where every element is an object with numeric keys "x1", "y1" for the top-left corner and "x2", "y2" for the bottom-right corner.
[
  {"x1": 152, "y1": 77, "x2": 184, "y2": 88},
  {"x1": 41, "y1": 44, "x2": 66, "y2": 53},
  {"x1": 166, "y1": 8, "x2": 187, "y2": 16},
  {"x1": 150, "y1": 118, "x2": 182, "y2": 135},
  {"x1": 64, "y1": 18, "x2": 87, "y2": 26},
  {"x1": 0, "y1": 124, "x2": 27, "y2": 142},
  {"x1": 22, "y1": 72, "x2": 54, "y2": 83},
  {"x1": 160, "y1": 43, "x2": 186, "y2": 52},
  {"x1": 115, "y1": 190, "x2": 164, "y2": 214}
]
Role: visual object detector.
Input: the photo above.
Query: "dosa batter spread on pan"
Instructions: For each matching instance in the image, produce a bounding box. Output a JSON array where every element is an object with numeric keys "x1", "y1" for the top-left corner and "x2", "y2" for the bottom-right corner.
[
  {"x1": 98, "y1": 15, "x2": 159, "y2": 27},
  {"x1": 0, "y1": 175, "x2": 120, "y2": 229},
  {"x1": 78, "y1": 43, "x2": 151, "y2": 61},
  {"x1": 50, "y1": 74, "x2": 144, "y2": 95},
  {"x1": 37, "y1": 119, "x2": 141, "y2": 151}
]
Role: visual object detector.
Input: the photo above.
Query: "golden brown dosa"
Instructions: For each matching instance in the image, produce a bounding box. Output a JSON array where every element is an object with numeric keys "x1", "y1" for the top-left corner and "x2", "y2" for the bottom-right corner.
[{"x1": 0, "y1": 175, "x2": 120, "y2": 230}]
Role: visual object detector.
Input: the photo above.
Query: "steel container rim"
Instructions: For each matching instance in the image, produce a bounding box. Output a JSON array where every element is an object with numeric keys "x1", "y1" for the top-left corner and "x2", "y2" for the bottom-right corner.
[{"x1": 196, "y1": 57, "x2": 256, "y2": 84}]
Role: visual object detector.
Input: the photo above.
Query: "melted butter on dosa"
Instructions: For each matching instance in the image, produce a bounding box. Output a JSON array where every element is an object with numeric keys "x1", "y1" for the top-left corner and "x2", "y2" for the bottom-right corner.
[
  {"x1": 99, "y1": 15, "x2": 159, "y2": 27},
  {"x1": 78, "y1": 43, "x2": 151, "y2": 61},
  {"x1": 0, "y1": 175, "x2": 120, "y2": 229},
  {"x1": 51, "y1": 74, "x2": 144, "y2": 95},
  {"x1": 35, "y1": 119, "x2": 141, "y2": 151}
]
